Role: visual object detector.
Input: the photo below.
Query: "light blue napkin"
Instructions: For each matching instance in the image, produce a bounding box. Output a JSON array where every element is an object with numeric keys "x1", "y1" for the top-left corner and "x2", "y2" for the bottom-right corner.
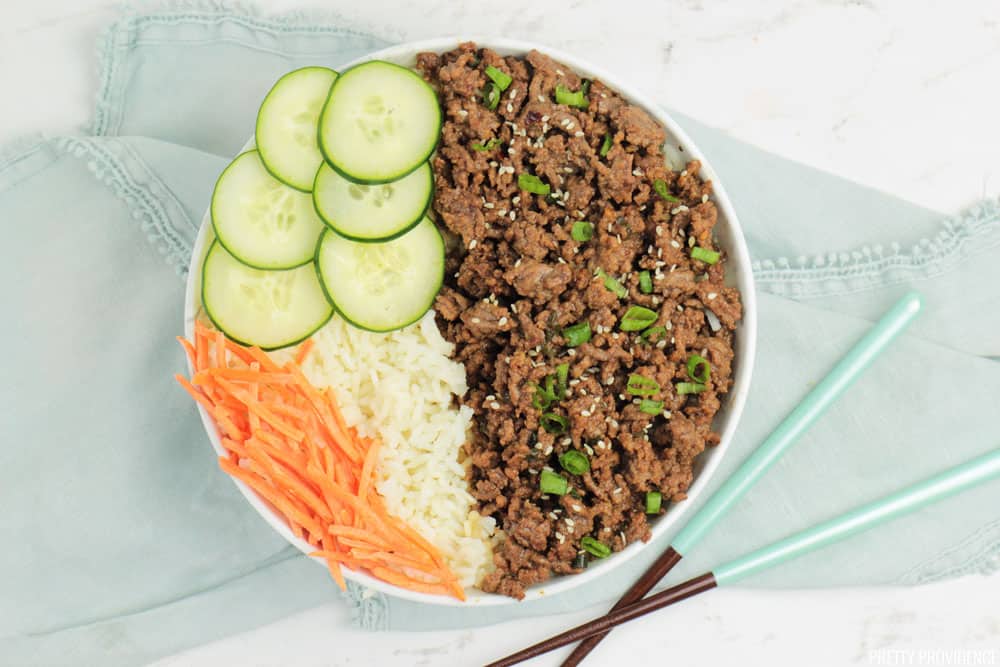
[{"x1": 2, "y1": 5, "x2": 998, "y2": 666}]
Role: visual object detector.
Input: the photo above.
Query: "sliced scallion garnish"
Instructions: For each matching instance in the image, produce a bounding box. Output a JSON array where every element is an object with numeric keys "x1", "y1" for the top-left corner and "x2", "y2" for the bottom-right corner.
[
  {"x1": 581, "y1": 536, "x2": 611, "y2": 558},
  {"x1": 639, "y1": 399, "x2": 663, "y2": 415},
  {"x1": 562, "y1": 321, "x2": 591, "y2": 347},
  {"x1": 676, "y1": 382, "x2": 706, "y2": 395},
  {"x1": 645, "y1": 491, "x2": 662, "y2": 514},
  {"x1": 639, "y1": 270, "x2": 653, "y2": 294},
  {"x1": 482, "y1": 83, "x2": 501, "y2": 111},
  {"x1": 619, "y1": 305, "x2": 658, "y2": 332},
  {"x1": 653, "y1": 178, "x2": 681, "y2": 203},
  {"x1": 555, "y1": 84, "x2": 588, "y2": 109},
  {"x1": 471, "y1": 137, "x2": 501, "y2": 152},
  {"x1": 571, "y1": 220, "x2": 594, "y2": 241},
  {"x1": 540, "y1": 469, "x2": 569, "y2": 495},
  {"x1": 599, "y1": 133, "x2": 613, "y2": 157},
  {"x1": 559, "y1": 450, "x2": 590, "y2": 475},
  {"x1": 556, "y1": 363, "x2": 570, "y2": 398},
  {"x1": 627, "y1": 374, "x2": 660, "y2": 396},
  {"x1": 686, "y1": 354, "x2": 711, "y2": 384},
  {"x1": 541, "y1": 412, "x2": 569, "y2": 434},
  {"x1": 596, "y1": 268, "x2": 627, "y2": 299},
  {"x1": 518, "y1": 172, "x2": 550, "y2": 195},
  {"x1": 691, "y1": 246, "x2": 720, "y2": 264},
  {"x1": 485, "y1": 65, "x2": 512, "y2": 91}
]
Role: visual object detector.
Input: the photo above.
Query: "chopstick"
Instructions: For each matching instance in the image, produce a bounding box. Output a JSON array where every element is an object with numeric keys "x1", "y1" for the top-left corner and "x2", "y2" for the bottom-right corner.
[
  {"x1": 560, "y1": 291, "x2": 923, "y2": 666},
  {"x1": 487, "y1": 447, "x2": 1000, "y2": 667}
]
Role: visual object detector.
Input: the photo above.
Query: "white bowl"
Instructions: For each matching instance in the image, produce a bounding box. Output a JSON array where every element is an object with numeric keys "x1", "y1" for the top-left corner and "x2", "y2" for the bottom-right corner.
[{"x1": 184, "y1": 37, "x2": 757, "y2": 607}]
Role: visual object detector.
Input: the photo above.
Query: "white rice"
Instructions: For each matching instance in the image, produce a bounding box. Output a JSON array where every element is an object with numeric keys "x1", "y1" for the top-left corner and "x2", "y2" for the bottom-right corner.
[{"x1": 290, "y1": 312, "x2": 498, "y2": 587}]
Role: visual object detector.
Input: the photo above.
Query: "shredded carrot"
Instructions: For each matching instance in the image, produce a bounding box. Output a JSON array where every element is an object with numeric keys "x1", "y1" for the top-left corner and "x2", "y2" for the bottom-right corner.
[
  {"x1": 176, "y1": 323, "x2": 462, "y2": 599},
  {"x1": 294, "y1": 338, "x2": 316, "y2": 365}
]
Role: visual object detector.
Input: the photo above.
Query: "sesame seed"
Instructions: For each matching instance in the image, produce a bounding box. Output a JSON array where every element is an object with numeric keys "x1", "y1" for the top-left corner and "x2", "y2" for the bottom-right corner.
[
  {"x1": 510, "y1": 303, "x2": 518, "y2": 313},
  {"x1": 556, "y1": 69, "x2": 565, "y2": 75},
  {"x1": 613, "y1": 487, "x2": 622, "y2": 494},
  {"x1": 632, "y1": 168, "x2": 643, "y2": 176},
  {"x1": 656, "y1": 339, "x2": 667, "y2": 349},
  {"x1": 469, "y1": 239, "x2": 478, "y2": 249},
  {"x1": 557, "y1": 256, "x2": 567, "y2": 264},
  {"x1": 458, "y1": 109, "x2": 468, "y2": 118},
  {"x1": 555, "y1": 531, "x2": 564, "y2": 541},
  {"x1": 569, "y1": 379, "x2": 581, "y2": 387},
  {"x1": 567, "y1": 348, "x2": 576, "y2": 356},
  {"x1": 509, "y1": 88, "x2": 518, "y2": 99},
  {"x1": 605, "y1": 376, "x2": 614, "y2": 385},
  {"x1": 670, "y1": 240, "x2": 681, "y2": 249},
  {"x1": 508, "y1": 148, "x2": 517, "y2": 155},
  {"x1": 483, "y1": 202, "x2": 494, "y2": 209},
  {"x1": 702, "y1": 194, "x2": 709, "y2": 203},
  {"x1": 655, "y1": 226, "x2": 663, "y2": 236},
  {"x1": 498, "y1": 209, "x2": 507, "y2": 216},
  {"x1": 489, "y1": 160, "x2": 498, "y2": 168},
  {"x1": 544, "y1": 444, "x2": 553, "y2": 455},
  {"x1": 566, "y1": 122, "x2": 575, "y2": 130},
  {"x1": 574, "y1": 131, "x2": 584, "y2": 137},
  {"x1": 677, "y1": 305, "x2": 684, "y2": 312},
  {"x1": 681, "y1": 170, "x2": 688, "y2": 177},
  {"x1": 514, "y1": 258, "x2": 522, "y2": 267},
  {"x1": 560, "y1": 118, "x2": 571, "y2": 127},
  {"x1": 663, "y1": 410, "x2": 672, "y2": 419},
  {"x1": 657, "y1": 247, "x2": 663, "y2": 258},
  {"x1": 707, "y1": 292, "x2": 718, "y2": 300},
  {"x1": 538, "y1": 95, "x2": 546, "y2": 103},
  {"x1": 572, "y1": 504, "x2": 582, "y2": 512},
  {"x1": 490, "y1": 401, "x2": 500, "y2": 410},
  {"x1": 512, "y1": 196, "x2": 521, "y2": 204},
  {"x1": 582, "y1": 444, "x2": 594, "y2": 456},
  {"x1": 665, "y1": 320, "x2": 673, "y2": 330},
  {"x1": 510, "y1": 210, "x2": 516, "y2": 220},
  {"x1": 689, "y1": 235, "x2": 697, "y2": 247},
  {"x1": 498, "y1": 317, "x2": 508, "y2": 326},
  {"x1": 506, "y1": 103, "x2": 513, "y2": 113},
  {"x1": 541, "y1": 114, "x2": 550, "y2": 122},
  {"x1": 471, "y1": 317, "x2": 481, "y2": 323}
]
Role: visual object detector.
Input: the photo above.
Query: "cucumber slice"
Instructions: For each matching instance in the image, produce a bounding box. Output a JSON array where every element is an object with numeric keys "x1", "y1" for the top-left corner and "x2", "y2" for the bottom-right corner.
[
  {"x1": 315, "y1": 217, "x2": 444, "y2": 332},
  {"x1": 318, "y1": 61, "x2": 441, "y2": 184},
  {"x1": 256, "y1": 66, "x2": 338, "y2": 192},
  {"x1": 312, "y1": 161, "x2": 432, "y2": 242},
  {"x1": 201, "y1": 241, "x2": 333, "y2": 350},
  {"x1": 211, "y1": 150, "x2": 326, "y2": 270}
]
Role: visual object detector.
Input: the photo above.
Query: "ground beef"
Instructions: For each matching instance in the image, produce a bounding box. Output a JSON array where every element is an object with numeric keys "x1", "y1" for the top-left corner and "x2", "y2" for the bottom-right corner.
[{"x1": 419, "y1": 43, "x2": 742, "y2": 599}]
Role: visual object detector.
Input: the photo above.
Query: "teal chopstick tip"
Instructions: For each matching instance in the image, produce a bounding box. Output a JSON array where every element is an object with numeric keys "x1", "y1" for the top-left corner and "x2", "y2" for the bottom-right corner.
[{"x1": 671, "y1": 291, "x2": 923, "y2": 556}]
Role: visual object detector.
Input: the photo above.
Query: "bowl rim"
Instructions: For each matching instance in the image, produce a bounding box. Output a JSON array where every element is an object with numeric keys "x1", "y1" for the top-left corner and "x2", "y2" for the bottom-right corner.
[{"x1": 183, "y1": 36, "x2": 758, "y2": 607}]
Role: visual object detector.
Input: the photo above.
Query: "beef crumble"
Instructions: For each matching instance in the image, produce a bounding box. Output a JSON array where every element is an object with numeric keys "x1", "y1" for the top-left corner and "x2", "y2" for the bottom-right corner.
[{"x1": 418, "y1": 43, "x2": 742, "y2": 599}]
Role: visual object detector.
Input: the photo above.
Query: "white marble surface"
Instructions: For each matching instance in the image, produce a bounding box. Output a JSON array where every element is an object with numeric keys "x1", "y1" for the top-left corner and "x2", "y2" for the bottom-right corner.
[{"x1": 3, "y1": 1, "x2": 999, "y2": 665}]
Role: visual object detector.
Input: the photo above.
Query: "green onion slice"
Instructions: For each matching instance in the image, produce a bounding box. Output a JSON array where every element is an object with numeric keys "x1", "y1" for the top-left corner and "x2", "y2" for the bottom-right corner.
[
  {"x1": 540, "y1": 469, "x2": 569, "y2": 495},
  {"x1": 573, "y1": 552, "x2": 588, "y2": 569},
  {"x1": 686, "y1": 354, "x2": 711, "y2": 383},
  {"x1": 559, "y1": 450, "x2": 590, "y2": 475},
  {"x1": 471, "y1": 137, "x2": 501, "y2": 152},
  {"x1": 581, "y1": 536, "x2": 611, "y2": 558},
  {"x1": 562, "y1": 321, "x2": 591, "y2": 347},
  {"x1": 485, "y1": 65, "x2": 512, "y2": 91},
  {"x1": 639, "y1": 399, "x2": 663, "y2": 415},
  {"x1": 639, "y1": 270, "x2": 653, "y2": 294},
  {"x1": 691, "y1": 246, "x2": 720, "y2": 264},
  {"x1": 620, "y1": 305, "x2": 658, "y2": 332},
  {"x1": 676, "y1": 382, "x2": 707, "y2": 395},
  {"x1": 556, "y1": 363, "x2": 570, "y2": 398},
  {"x1": 541, "y1": 412, "x2": 569, "y2": 434},
  {"x1": 482, "y1": 83, "x2": 500, "y2": 111},
  {"x1": 581, "y1": 79, "x2": 592, "y2": 97},
  {"x1": 600, "y1": 133, "x2": 613, "y2": 157},
  {"x1": 555, "y1": 84, "x2": 588, "y2": 109},
  {"x1": 596, "y1": 268, "x2": 627, "y2": 299},
  {"x1": 518, "y1": 173, "x2": 551, "y2": 195},
  {"x1": 645, "y1": 491, "x2": 662, "y2": 514},
  {"x1": 640, "y1": 325, "x2": 667, "y2": 342},
  {"x1": 571, "y1": 221, "x2": 594, "y2": 241},
  {"x1": 627, "y1": 374, "x2": 660, "y2": 396},
  {"x1": 653, "y1": 178, "x2": 681, "y2": 203}
]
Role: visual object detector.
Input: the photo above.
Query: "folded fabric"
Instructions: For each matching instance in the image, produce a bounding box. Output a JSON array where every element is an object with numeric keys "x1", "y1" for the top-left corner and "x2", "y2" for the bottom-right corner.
[{"x1": 2, "y1": 4, "x2": 998, "y2": 667}]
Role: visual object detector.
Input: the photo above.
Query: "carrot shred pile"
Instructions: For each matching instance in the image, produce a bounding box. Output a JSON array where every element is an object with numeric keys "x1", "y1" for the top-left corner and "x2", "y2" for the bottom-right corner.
[{"x1": 176, "y1": 321, "x2": 465, "y2": 600}]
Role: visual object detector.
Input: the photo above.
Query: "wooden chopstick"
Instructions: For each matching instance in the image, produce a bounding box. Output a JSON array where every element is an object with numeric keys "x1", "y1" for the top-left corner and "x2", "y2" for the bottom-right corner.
[
  {"x1": 559, "y1": 292, "x2": 923, "y2": 666},
  {"x1": 486, "y1": 447, "x2": 1000, "y2": 666}
]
